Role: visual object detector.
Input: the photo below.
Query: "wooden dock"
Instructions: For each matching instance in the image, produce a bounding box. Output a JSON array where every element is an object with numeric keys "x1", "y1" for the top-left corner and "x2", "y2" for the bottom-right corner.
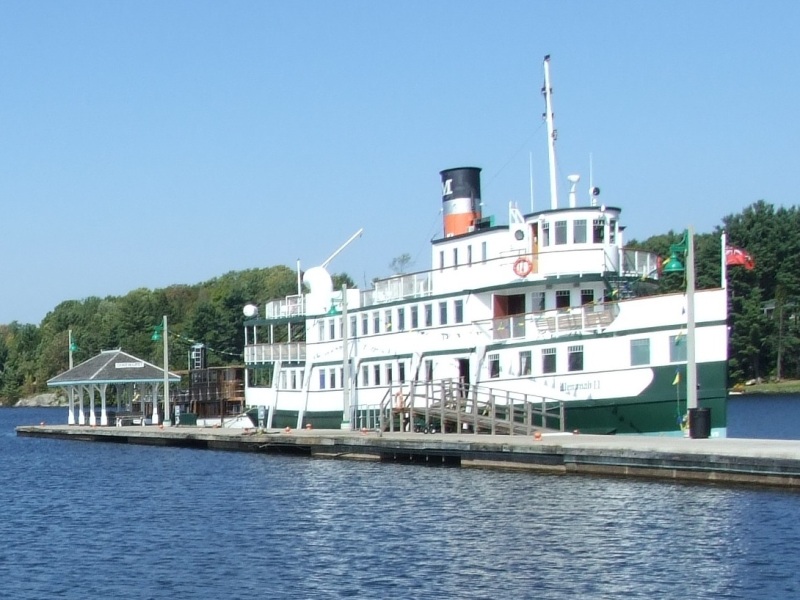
[{"x1": 16, "y1": 424, "x2": 800, "y2": 488}]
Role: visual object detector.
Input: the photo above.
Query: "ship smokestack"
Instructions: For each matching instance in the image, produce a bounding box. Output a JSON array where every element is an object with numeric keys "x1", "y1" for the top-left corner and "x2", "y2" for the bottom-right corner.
[{"x1": 440, "y1": 167, "x2": 482, "y2": 237}]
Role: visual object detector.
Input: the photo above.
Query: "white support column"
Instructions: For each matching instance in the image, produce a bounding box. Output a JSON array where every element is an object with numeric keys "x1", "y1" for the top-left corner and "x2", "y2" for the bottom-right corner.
[
  {"x1": 100, "y1": 383, "x2": 108, "y2": 426},
  {"x1": 68, "y1": 385, "x2": 75, "y2": 425},
  {"x1": 151, "y1": 383, "x2": 159, "y2": 425},
  {"x1": 88, "y1": 385, "x2": 96, "y2": 426},
  {"x1": 78, "y1": 386, "x2": 86, "y2": 425}
]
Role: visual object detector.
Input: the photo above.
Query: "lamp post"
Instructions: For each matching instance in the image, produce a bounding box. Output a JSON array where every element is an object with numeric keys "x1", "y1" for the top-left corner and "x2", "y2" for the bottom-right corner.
[
  {"x1": 151, "y1": 316, "x2": 171, "y2": 426},
  {"x1": 162, "y1": 316, "x2": 170, "y2": 426},
  {"x1": 68, "y1": 330, "x2": 77, "y2": 425},
  {"x1": 662, "y1": 226, "x2": 700, "y2": 431}
]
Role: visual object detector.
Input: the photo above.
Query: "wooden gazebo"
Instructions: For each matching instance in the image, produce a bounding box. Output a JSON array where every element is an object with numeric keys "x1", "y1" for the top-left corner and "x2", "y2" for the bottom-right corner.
[{"x1": 47, "y1": 349, "x2": 180, "y2": 426}]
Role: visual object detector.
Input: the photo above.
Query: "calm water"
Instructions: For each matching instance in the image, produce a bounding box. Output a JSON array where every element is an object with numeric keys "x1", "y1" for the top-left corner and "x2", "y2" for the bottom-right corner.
[{"x1": 2, "y1": 398, "x2": 800, "y2": 599}]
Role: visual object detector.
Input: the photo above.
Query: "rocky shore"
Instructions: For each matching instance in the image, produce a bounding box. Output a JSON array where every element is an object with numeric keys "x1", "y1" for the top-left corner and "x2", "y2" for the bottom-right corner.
[{"x1": 14, "y1": 393, "x2": 64, "y2": 407}]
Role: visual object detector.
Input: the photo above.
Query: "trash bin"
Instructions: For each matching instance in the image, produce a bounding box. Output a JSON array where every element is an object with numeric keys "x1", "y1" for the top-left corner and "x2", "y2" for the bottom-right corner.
[{"x1": 689, "y1": 407, "x2": 711, "y2": 439}]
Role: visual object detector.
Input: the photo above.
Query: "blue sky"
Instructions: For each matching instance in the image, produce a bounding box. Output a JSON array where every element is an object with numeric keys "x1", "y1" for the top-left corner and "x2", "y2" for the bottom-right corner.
[{"x1": 1, "y1": 1, "x2": 798, "y2": 324}]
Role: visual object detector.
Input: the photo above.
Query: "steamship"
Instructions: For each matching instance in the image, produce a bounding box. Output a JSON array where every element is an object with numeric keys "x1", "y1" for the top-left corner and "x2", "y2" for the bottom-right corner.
[{"x1": 241, "y1": 56, "x2": 728, "y2": 436}]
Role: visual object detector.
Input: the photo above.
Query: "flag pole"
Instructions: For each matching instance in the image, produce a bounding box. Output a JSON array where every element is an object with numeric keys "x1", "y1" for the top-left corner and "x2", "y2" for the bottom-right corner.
[{"x1": 721, "y1": 230, "x2": 727, "y2": 290}]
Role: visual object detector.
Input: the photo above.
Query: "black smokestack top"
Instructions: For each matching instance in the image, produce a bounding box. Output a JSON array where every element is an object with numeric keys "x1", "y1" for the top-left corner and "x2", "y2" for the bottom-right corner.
[{"x1": 440, "y1": 167, "x2": 482, "y2": 203}]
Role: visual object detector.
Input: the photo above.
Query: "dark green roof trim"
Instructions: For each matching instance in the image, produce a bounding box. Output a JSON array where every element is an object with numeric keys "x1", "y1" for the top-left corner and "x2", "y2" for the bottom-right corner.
[{"x1": 244, "y1": 315, "x2": 305, "y2": 327}]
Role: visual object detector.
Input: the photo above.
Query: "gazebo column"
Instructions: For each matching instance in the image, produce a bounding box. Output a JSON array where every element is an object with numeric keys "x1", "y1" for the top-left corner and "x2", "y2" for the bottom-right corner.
[
  {"x1": 68, "y1": 385, "x2": 75, "y2": 425},
  {"x1": 77, "y1": 385, "x2": 86, "y2": 425},
  {"x1": 100, "y1": 383, "x2": 109, "y2": 426},
  {"x1": 88, "y1": 385, "x2": 97, "y2": 426},
  {"x1": 151, "y1": 382, "x2": 159, "y2": 425},
  {"x1": 115, "y1": 384, "x2": 122, "y2": 415}
]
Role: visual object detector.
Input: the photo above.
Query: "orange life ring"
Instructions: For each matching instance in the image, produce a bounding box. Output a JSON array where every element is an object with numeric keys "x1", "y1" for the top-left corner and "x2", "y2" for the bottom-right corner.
[{"x1": 513, "y1": 257, "x2": 533, "y2": 278}]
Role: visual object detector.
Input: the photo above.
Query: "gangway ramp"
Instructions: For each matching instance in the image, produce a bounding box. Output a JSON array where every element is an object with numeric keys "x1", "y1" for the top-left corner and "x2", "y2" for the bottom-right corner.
[{"x1": 355, "y1": 379, "x2": 565, "y2": 436}]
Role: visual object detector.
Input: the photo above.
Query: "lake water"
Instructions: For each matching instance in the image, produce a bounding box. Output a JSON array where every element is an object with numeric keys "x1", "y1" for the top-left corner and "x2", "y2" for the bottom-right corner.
[{"x1": 2, "y1": 397, "x2": 800, "y2": 599}]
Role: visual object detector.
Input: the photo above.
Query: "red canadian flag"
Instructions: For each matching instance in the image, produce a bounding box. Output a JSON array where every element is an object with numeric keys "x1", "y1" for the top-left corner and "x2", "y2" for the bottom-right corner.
[{"x1": 725, "y1": 245, "x2": 755, "y2": 270}]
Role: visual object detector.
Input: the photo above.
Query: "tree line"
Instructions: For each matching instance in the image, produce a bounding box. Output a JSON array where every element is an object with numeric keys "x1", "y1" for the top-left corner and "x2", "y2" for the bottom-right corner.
[{"x1": 0, "y1": 200, "x2": 793, "y2": 405}]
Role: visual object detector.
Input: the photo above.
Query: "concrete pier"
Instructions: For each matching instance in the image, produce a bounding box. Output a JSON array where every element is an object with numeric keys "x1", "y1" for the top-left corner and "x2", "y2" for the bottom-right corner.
[{"x1": 16, "y1": 424, "x2": 800, "y2": 488}]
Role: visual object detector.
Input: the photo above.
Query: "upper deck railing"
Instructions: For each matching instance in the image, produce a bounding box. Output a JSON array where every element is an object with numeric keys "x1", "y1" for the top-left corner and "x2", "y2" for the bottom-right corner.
[
  {"x1": 478, "y1": 301, "x2": 620, "y2": 341},
  {"x1": 257, "y1": 247, "x2": 657, "y2": 320}
]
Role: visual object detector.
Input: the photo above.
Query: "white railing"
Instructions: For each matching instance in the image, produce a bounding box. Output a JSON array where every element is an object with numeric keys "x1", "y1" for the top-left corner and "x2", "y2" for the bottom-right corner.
[
  {"x1": 484, "y1": 302, "x2": 620, "y2": 341},
  {"x1": 361, "y1": 272, "x2": 433, "y2": 307},
  {"x1": 621, "y1": 249, "x2": 659, "y2": 279},
  {"x1": 245, "y1": 342, "x2": 306, "y2": 364},
  {"x1": 264, "y1": 295, "x2": 305, "y2": 319}
]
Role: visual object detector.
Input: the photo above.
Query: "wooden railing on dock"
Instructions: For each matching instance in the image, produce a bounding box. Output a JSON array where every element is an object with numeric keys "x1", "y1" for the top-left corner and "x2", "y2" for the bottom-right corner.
[{"x1": 353, "y1": 378, "x2": 565, "y2": 436}]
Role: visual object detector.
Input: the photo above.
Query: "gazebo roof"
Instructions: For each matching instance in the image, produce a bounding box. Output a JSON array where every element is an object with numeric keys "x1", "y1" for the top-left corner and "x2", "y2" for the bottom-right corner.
[{"x1": 47, "y1": 349, "x2": 181, "y2": 387}]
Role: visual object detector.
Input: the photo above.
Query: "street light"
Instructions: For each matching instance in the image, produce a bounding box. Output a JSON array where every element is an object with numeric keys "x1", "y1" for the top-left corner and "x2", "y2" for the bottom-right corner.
[
  {"x1": 662, "y1": 227, "x2": 702, "y2": 436},
  {"x1": 68, "y1": 330, "x2": 78, "y2": 425},
  {"x1": 152, "y1": 316, "x2": 171, "y2": 426}
]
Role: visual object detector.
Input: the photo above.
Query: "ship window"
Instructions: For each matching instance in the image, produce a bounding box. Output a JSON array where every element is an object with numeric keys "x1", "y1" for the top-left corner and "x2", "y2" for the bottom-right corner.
[
  {"x1": 519, "y1": 351, "x2": 532, "y2": 376},
  {"x1": 386, "y1": 364, "x2": 393, "y2": 384},
  {"x1": 385, "y1": 310, "x2": 392, "y2": 332},
  {"x1": 489, "y1": 353, "x2": 500, "y2": 378},
  {"x1": 453, "y1": 248, "x2": 458, "y2": 269},
  {"x1": 424, "y1": 304, "x2": 433, "y2": 327},
  {"x1": 532, "y1": 291, "x2": 545, "y2": 312},
  {"x1": 568, "y1": 345, "x2": 584, "y2": 372},
  {"x1": 280, "y1": 371, "x2": 287, "y2": 389},
  {"x1": 581, "y1": 289, "x2": 594, "y2": 306},
  {"x1": 397, "y1": 308, "x2": 405, "y2": 331},
  {"x1": 593, "y1": 219, "x2": 605, "y2": 243},
  {"x1": 574, "y1": 219, "x2": 587, "y2": 244},
  {"x1": 542, "y1": 347, "x2": 556, "y2": 374},
  {"x1": 291, "y1": 371, "x2": 297, "y2": 390},
  {"x1": 439, "y1": 301, "x2": 448, "y2": 325},
  {"x1": 411, "y1": 306, "x2": 419, "y2": 329},
  {"x1": 361, "y1": 314, "x2": 368, "y2": 336},
  {"x1": 319, "y1": 370, "x2": 326, "y2": 390},
  {"x1": 425, "y1": 359, "x2": 433, "y2": 382},
  {"x1": 373, "y1": 364, "x2": 381, "y2": 386},
  {"x1": 362, "y1": 365, "x2": 369, "y2": 387},
  {"x1": 454, "y1": 299, "x2": 464, "y2": 323},
  {"x1": 373, "y1": 311, "x2": 380, "y2": 334},
  {"x1": 609, "y1": 219, "x2": 617, "y2": 244},
  {"x1": 670, "y1": 334, "x2": 687, "y2": 363},
  {"x1": 556, "y1": 290, "x2": 571, "y2": 309},
  {"x1": 439, "y1": 250, "x2": 445, "y2": 271},
  {"x1": 542, "y1": 222, "x2": 550, "y2": 247},
  {"x1": 318, "y1": 321, "x2": 325, "y2": 341},
  {"x1": 329, "y1": 319, "x2": 336, "y2": 340},
  {"x1": 467, "y1": 245, "x2": 473, "y2": 266},
  {"x1": 481, "y1": 241, "x2": 488, "y2": 262},
  {"x1": 555, "y1": 220, "x2": 567, "y2": 245},
  {"x1": 350, "y1": 316, "x2": 357, "y2": 338},
  {"x1": 631, "y1": 338, "x2": 650, "y2": 366},
  {"x1": 399, "y1": 362, "x2": 406, "y2": 383},
  {"x1": 329, "y1": 368, "x2": 337, "y2": 389}
]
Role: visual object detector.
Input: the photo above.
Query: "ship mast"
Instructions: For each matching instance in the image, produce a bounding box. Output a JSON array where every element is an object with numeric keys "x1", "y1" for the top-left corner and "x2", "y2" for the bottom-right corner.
[{"x1": 542, "y1": 55, "x2": 558, "y2": 210}]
